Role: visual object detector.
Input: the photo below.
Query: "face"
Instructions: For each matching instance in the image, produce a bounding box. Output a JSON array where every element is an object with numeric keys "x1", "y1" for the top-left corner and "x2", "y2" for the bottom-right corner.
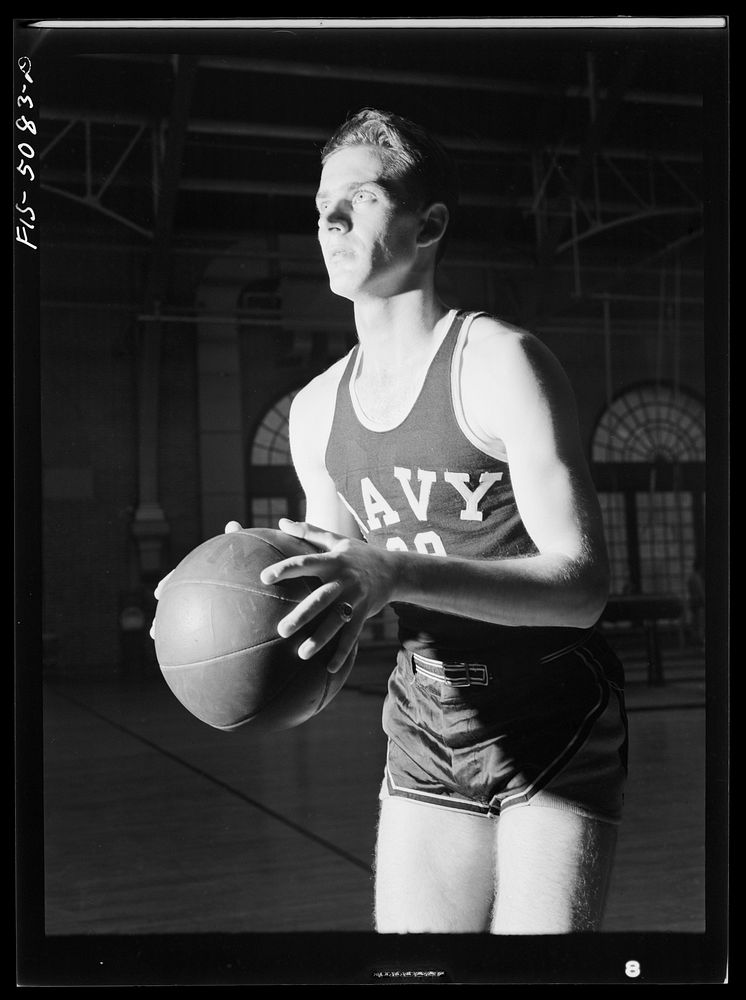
[{"x1": 315, "y1": 144, "x2": 424, "y2": 301}]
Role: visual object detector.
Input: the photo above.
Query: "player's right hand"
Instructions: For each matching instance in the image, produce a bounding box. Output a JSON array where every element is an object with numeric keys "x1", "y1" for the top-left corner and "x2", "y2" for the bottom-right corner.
[
  {"x1": 150, "y1": 521, "x2": 245, "y2": 639},
  {"x1": 149, "y1": 569, "x2": 175, "y2": 639}
]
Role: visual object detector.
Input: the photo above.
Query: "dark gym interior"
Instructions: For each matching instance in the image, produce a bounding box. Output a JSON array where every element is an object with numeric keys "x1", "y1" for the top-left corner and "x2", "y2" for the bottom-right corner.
[{"x1": 14, "y1": 19, "x2": 728, "y2": 986}]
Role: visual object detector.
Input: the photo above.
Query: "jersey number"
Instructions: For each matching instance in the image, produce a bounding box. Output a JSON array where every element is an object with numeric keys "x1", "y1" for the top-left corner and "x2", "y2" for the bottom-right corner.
[{"x1": 385, "y1": 531, "x2": 447, "y2": 556}]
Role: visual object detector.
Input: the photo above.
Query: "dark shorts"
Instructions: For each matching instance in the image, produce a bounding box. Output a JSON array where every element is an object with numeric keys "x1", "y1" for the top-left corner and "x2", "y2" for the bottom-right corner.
[{"x1": 380, "y1": 631, "x2": 628, "y2": 824}]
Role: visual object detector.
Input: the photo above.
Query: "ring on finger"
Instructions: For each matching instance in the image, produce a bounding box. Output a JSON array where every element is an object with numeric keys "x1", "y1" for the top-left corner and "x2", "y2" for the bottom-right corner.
[{"x1": 336, "y1": 601, "x2": 354, "y2": 624}]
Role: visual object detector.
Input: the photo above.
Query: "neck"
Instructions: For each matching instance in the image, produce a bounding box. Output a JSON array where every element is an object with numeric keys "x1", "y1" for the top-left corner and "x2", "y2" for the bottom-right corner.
[{"x1": 352, "y1": 285, "x2": 449, "y2": 371}]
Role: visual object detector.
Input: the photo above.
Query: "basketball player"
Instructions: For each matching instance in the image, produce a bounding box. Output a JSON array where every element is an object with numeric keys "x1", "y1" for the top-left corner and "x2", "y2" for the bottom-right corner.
[{"x1": 224, "y1": 108, "x2": 628, "y2": 933}]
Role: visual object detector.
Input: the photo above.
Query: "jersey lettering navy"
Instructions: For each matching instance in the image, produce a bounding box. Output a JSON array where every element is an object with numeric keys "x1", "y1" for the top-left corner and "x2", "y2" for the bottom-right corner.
[{"x1": 325, "y1": 310, "x2": 589, "y2": 657}]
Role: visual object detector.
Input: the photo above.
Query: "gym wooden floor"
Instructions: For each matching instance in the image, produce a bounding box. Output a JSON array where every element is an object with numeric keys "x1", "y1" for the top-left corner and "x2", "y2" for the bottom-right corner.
[{"x1": 27, "y1": 638, "x2": 726, "y2": 985}]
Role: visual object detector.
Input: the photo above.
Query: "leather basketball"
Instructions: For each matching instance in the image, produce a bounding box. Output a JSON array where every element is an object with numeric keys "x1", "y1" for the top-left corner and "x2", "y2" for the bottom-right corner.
[{"x1": 152, "y1": 528, "x2": 356, "y2": 732}]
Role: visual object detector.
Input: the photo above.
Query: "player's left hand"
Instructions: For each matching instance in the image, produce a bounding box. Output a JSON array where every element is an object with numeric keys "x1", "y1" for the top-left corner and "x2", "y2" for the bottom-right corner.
[{"x1": 260, "y1": 517, "x2": 398, "y2": 673}]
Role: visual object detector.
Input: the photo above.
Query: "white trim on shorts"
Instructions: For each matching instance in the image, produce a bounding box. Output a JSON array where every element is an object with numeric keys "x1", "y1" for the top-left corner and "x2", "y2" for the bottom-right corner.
[
  {"x1": 497, "y1": 644, "x2": 608, "y2": 812},
  {"x1": 381, "y1": 640, "x2": 625, "y2": 825}
]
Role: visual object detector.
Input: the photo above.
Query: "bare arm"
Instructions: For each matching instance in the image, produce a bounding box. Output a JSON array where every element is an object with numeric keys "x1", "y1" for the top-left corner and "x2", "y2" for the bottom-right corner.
[
  {"x1": 388, "y1": 318, "x2": 609, "y2": 626},
  {"x1": 287, "y1": 365, "x2": 364, "y2": 539}
]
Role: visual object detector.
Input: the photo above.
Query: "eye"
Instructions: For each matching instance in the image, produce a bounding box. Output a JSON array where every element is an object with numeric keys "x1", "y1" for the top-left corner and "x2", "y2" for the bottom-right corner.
[{"x1": 352, "y1": 189, "x2": 375, "y2": 204}]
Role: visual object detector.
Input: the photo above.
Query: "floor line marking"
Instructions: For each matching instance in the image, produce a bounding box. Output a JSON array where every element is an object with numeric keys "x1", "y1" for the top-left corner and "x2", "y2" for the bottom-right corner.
[{"x1": 44, "y1": 684, "x2": 374, "y2": 875}]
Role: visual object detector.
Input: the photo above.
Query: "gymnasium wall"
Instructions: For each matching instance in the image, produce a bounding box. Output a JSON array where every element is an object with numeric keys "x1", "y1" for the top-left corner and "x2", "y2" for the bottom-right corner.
[
  {"x1": 40, "y1": 236, "x2": 202, "y2": 673},
  {"x1": 38, "y1": 228, "x2": 705, "y2": 675}
]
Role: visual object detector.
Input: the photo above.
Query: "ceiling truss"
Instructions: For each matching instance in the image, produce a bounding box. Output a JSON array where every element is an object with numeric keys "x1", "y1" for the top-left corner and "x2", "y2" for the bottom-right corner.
[{"x1": 36, "y1": 44, "x2": 706, "y2": 326}]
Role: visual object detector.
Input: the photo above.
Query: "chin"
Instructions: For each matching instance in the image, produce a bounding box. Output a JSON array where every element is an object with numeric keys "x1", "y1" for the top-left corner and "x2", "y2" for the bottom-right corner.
[
  {"x1": 327, "y1": 273, "x2": 361, "y2": 301},
  {"x1": 327, "y1": 280, "x2": 353, "y2": 301}
]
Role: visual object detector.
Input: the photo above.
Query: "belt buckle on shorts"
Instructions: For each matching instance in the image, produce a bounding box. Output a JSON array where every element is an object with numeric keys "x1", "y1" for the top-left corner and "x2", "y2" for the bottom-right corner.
[{"x1": 442, "y1": 661, "x2": 489, "y2": 687}]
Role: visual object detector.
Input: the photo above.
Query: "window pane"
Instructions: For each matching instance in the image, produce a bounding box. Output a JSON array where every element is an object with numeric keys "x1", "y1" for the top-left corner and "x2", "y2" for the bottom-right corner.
[
  {"x1": 598, "y1": 492, "x2": 629, "y2": 594},
  {"x1": 592, "y1": 385, "x2": 704, "y2": 462},
  {"x1": 251, "y1": 390, "x2": 299, "y2": 466},
  {"x1": 636, "y1": 491, "x2": 695, "y2": 607},
  {"x1": 251, "y1": 496, "x2": 290, "y2": 528}
]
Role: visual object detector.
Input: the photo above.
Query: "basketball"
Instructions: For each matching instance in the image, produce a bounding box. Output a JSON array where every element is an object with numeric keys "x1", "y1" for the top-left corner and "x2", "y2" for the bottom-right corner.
[{"x1": 152, "y1": 528, "x2": 356, "y2": 732}]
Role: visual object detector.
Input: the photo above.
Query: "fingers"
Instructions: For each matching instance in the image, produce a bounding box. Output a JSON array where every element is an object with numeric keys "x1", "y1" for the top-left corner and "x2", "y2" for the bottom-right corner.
[
  {"x1": 273, "y1": 577, "x2": 361, "y2": 671},
  {"x1": 276, "y1": 579, "x2": 344, "y2": 640},
  {"x1": 278, "y1": 517, "x2": 344, "y2": 552},
  {"x1": 296, "y1": 612, "x2": 348, "y2": 662},
  {"x1": 296, "y1": 610, "x2": 362, "y2": 674},
  {"x1": 327, "y1": 638, "x2": 359, "y2": 675},
  {"x1": 260, "y1": 553, "x2": 332, "y2": 586},
  {"x1": 150, "y1": 519, "x2": 244, "y2": 642},
  {"x1": 153, "y1": 570, "x2": 174, "y2": 601},
  {"x1": 269, "y1": 519, "x2": 363, "y2": 672}
]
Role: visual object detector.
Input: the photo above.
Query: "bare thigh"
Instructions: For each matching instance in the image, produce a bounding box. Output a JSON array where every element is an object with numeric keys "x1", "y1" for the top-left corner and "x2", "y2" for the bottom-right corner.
[
  {"x1": 492, "y1": 805, "x2": 619, "y2": 934},
  {"x1": 374, "y1": 797, "x2": 497, "y2": 933}
]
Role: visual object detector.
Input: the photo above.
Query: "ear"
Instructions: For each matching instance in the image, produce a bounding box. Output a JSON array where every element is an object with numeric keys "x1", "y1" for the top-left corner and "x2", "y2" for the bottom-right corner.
[{"x1": 416, "y1": 202, "x2": 449, "y2": 249}]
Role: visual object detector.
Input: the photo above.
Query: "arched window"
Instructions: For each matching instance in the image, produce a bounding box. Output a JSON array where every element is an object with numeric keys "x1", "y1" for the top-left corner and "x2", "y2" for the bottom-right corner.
[
  {"x1": 248, "y1": 390, "x2": 303, "y2": 528},
  {"x1": 591, "y1": 384, "x2": 705, "y2": 607},
  {"x1": 592, "y1": 384, "x2": 705, "y2": 463},
  {"x1": 251, "y1": 390, "x2": 297, "y2": 466}
]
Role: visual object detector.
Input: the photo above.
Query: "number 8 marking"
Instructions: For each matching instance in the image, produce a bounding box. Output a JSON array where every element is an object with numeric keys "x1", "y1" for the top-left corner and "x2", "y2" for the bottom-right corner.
[
  {"x1": 15, "y1": 115, "x2": 37, "y2": 135},
  {"x1": 625, "y1": 960, "x2": 641, "y2": 978}
]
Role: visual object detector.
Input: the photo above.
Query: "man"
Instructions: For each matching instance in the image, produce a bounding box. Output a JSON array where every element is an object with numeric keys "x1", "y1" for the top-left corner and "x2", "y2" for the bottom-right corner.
[{"x1": 222, "y1": 108, "x2": 628, "y2": 933}]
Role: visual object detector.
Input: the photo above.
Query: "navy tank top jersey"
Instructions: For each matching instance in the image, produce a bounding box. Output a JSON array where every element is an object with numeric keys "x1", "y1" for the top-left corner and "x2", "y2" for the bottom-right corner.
[{"x1": 324, "y1": 309, "x2": 591, "y2": 659}]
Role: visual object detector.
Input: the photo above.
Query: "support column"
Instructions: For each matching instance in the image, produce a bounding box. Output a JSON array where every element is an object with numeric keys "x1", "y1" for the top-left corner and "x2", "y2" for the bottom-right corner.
[
  {"x1": 132, "y1": 55, "x2": 198, "y2": 583},
  {"x1": 132, "y1": 315, "x2": 170, "y2": 578}
]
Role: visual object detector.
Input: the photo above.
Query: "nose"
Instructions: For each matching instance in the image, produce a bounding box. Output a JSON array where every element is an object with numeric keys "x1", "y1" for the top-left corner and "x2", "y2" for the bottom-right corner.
[{"x1": 318, "y1": 201, "x2": 351, "y2": 234}]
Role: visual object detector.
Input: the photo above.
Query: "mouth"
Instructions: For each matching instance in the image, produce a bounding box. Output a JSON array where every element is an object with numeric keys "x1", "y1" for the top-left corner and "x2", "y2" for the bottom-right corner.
[
  {"x1": 324, "y1": 240, "x2": 353, "y2": 257},
  {"x1": 326, "y1": 246, "x2": 354, "y2": 267}
]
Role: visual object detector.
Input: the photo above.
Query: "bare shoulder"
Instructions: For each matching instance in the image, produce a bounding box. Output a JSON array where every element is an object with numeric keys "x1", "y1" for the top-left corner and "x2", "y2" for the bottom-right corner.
[
  {"x1": 291, "y1": 353, "x2": 350, "y2": 414},
  {"x1": 290, "y1": 355, "x2": 349, "y2": 421},
  {"x1": 460, "y1": 314, "x2": 578, "y2": 442},
  {"x1": 288, "y1": 350, "x2": 353, "y2": 457},
  {"x1": 465, "y1": 314, "x2": 564, "y2": 381}
]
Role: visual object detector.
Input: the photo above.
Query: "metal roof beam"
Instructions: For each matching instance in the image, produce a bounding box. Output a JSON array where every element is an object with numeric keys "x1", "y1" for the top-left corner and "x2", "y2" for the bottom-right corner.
[{"x1": 38, "y1": 107, "x2": 702, "y2": 165}]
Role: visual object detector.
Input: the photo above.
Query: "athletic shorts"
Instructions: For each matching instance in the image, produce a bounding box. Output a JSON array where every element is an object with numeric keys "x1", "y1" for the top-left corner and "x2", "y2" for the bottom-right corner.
[{"x1": 380, "y1": 630, "x2": 628, "y2": 824}]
